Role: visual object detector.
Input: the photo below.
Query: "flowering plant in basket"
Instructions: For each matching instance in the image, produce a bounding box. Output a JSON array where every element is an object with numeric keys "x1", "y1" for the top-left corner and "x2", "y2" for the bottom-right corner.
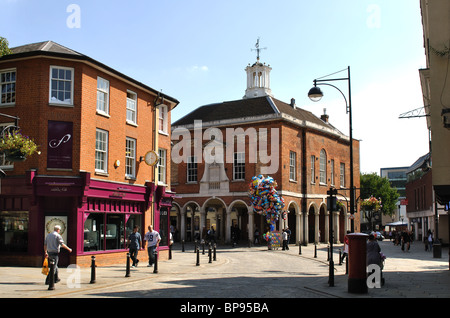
[{"x1": 0, "y1": 130, "x2": 39, "y2": 161}]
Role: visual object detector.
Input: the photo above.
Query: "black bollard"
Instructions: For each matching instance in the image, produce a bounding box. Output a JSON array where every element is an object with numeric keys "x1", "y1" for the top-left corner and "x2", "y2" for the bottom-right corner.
[
  {"x1": 208, "y1": 244, "x2": 212, "y2": 263},
  {"x1": 182, "y1": 240, "x2": 185, "y2": 252},
  {"x1": 202, "y1": 240, "x2": 205, "y2": 255},
  {"x1": 299, "y1": 242, "x2": 302, "y2": 255},
  {"x1": 213, "y1": 244, "x2": 217, "y2": 261},
  {"x1": 125, "y1": 252, "x2": 131, "y2": 277},
  {"x1": 48, "y1": 259, "x2": 55, "y2": 290},
  {"x1": 169, "y1": 244, "x2": 172, "y2": 260},
  {"x1": 153, "y1": 250, "x2": 158, "y2": 274},
  {"x1": 339, "y1": 249, "x2": 342, "y2": 266},
  {"x1": 327, "y1": 244, "x2": 330, "y2": 261},
  {"x1": 194, "y1": 240, "x2": 198, "y2": 253},
  {"x1": 314, "y1": 243, "x2": 317, "y2": 258},
  {"x1": 196, "y1": 248, "x2": 200, "y2": 266},
  {"x1": 90, "y1": 256, "x2": 96, "y2": 284}
]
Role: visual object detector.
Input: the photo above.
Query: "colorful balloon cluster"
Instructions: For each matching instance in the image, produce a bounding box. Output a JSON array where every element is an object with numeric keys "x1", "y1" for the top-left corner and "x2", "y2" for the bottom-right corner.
[{"x1": 248, "y1": 175, "x2": 285, "y2": 237}]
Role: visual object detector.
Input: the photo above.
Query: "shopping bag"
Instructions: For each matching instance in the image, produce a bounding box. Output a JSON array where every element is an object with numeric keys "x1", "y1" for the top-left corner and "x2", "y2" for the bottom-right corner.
[{"x1": 42, "y1": 257, "x2": 49, "y2": 276}]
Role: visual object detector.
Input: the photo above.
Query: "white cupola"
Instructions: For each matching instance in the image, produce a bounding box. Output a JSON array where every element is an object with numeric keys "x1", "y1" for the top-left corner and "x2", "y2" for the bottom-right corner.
[{"x1": 244, "y1": 39, "x2": 273, "y2": 99}]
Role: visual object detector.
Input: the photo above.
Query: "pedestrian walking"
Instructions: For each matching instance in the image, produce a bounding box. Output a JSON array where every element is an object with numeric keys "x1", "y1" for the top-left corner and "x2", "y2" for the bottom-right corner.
[
  {"x1": 427, "y1": 230, "x2": 433, "y2": 252},
  {"x1": 144, "y1": 225, "x2": 161, "y2": 267},
  {"x1": 44, "y1": 225, "x2": 72, "y2": 284},
  {"x1": 128, "y1": 225, "x2": 142, "y2": 267},
  {"x1": 207, "y1": 226, "x2": 216, "y2": 244},
  {"x1": 254, "y1": 228, "x2": 260, "y2": 244},
  {"x1": 286, "y1": 227, "x2": 292, "y2": 244},
  {"x1": 282, "y1": 229, "x2": 289, "y2": 250},
  {"x1": 340, "y1": 231, "x2": 350, "y2": 263}
]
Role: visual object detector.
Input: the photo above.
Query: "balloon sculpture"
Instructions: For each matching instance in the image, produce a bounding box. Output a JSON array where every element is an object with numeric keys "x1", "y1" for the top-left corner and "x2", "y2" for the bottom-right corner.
[{"x1": 248, "y1": 175, "x2": 285, "y2": 243}]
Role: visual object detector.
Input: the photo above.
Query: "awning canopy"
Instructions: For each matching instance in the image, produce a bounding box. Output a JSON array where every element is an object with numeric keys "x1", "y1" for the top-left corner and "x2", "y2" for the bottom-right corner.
[{"x1": 385, "y1": 221, "x2": 408, "y2": 227}]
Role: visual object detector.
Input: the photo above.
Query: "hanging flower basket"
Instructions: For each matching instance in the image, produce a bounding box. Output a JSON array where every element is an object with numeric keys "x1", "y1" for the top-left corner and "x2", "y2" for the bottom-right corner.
[
  {"x1": 4, "y1": 149, "x2": 27, "y2": 162},
  {"x1": 361, "y1": 196, "x2": 382, "y2": 212},
  {"x1": 0, "y1": 130, "x2": 39, "y2": 161}
]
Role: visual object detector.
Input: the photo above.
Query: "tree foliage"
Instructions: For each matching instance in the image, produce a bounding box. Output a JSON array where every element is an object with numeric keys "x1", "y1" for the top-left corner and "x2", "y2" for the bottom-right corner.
[
  {"x1": 0, "y1": 37, "x2": 12, "y2": 57},
  {"x1": 360, "y1": 173, "x2": 399, "y2": 216}
]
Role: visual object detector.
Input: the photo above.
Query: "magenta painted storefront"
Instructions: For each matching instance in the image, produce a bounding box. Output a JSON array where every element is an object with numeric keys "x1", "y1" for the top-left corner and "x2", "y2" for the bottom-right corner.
[{"x1": 0, "y1": 170, "x2": 174, "y2": 267}]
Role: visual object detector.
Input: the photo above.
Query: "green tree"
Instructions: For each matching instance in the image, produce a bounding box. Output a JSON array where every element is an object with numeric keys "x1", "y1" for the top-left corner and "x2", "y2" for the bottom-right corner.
[
  {"x1": 0, "y1": 37, "x2": 12, "y2": 57},
  {"x1": 360, "y1": 172, "x2": 399, "y2": 217}
]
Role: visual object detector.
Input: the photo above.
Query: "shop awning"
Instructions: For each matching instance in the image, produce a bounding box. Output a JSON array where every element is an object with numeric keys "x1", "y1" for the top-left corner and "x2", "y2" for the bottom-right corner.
[{"x1": 385, "y1": 221, "x2": 408, "y2": 227}]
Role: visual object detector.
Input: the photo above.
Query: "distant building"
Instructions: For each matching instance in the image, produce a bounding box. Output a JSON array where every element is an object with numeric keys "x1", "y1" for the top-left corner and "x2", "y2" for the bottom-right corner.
[
  {"x1": 379, "y1": 167, "x2": 408, "y2": 229},
  {"x1": 405, "y1": 153, "x2": 434, "y2": 241},
  {"x1": 170, "y1": 49, "x2": 360, "y2": 245}
]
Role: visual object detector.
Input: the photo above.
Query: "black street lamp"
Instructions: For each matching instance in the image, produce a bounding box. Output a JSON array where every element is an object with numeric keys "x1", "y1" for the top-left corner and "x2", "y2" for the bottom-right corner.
[{"x1": 308, "y1": 66, "x2": 356, "y2": 232}]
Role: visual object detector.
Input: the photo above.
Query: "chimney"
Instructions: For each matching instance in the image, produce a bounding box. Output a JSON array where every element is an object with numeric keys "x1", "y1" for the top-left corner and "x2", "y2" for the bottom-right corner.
[
  {"x1": 290, "y1": 98, "x2": 296, "y2": 108},
  {"x1": 320, "y1": 108, "x2": 329, "y2": 123}
]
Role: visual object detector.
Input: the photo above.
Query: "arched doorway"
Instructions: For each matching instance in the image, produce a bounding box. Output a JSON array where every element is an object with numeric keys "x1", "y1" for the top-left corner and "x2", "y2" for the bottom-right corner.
[
  {"x1": 319, "y1": 204, "x2": 326, "y2": 243},
  {"x1": 287, "y1": 201, "x2": 298, "y2": 244},
  {"x1": 228, "y1": 200, "x2": 251, "y2": 245},
  {"x1": 202, "y1": 197, "x2": 227, "y2": 243},
  {"x1": 308, "y1": 204, "x2": 316, "y2": 243},
  {"x1": 181, "y1": 202, "x2": 201, "y2": 242}
]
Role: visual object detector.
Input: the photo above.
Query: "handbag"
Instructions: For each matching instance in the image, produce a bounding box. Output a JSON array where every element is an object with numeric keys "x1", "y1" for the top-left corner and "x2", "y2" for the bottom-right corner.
[{"x1": 42, "y1": 257, "x2": 49, "y2": 276}]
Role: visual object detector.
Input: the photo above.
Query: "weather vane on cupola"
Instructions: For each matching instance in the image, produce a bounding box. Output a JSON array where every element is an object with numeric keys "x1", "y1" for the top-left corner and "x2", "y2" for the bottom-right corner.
[{"x1": 252, "y1": 37, "x2": 267, "y2": 62}]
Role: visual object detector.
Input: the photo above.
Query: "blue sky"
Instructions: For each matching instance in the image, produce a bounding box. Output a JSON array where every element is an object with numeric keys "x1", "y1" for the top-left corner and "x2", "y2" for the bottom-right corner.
[{"x1": 0, "y1": 0, "x2": 429, "y2": 174}]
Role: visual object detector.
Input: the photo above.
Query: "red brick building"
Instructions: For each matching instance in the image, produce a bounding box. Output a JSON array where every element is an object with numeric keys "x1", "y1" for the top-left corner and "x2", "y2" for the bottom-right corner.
[
  {"x1": 0, "y1": 41, "x2": 178, "y2": 266},
  {"x1": 170, "y1": 57, "x2": 360, "y2": 245}
]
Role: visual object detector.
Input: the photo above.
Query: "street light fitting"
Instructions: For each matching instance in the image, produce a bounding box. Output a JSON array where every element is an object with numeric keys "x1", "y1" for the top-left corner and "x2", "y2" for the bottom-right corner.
[{"x1": 308, "y1": 85, "x2": 324, "y2": 102}]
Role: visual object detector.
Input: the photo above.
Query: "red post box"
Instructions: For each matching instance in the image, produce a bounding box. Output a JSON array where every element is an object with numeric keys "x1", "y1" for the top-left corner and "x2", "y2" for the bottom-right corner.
[{"x1": 347, "y1": 233, "x2": 368, "y2": 294}]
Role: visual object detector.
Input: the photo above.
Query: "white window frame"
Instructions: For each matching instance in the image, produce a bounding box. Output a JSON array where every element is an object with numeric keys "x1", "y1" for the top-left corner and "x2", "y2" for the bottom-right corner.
[
  {"x1": 340, "y1": 163, "x2": 345, "y2": 188},
  {"x1": 95, "y1": 129, "x2": 108, "y2": 173},
  {"x1": 96, "y1": 77, "x2": 109, "y2": 115},
  {"x1": 330, "y1": 159, "x2": 335, "y2": 186},
  {"x1": 158, "y1": 148, "x2": 167, "y2": 184},
  {"x1": 187, "y1": 156, "x2": 198, "y2": 183},
  {"x1": 289, "y1": 151, "x2": 296, "y2": 181},
  {"x1": 310, "y1": 155, "x2": 315, "y2": 183},
  {"x1": 233, "y1": 152, "x2": 245, "y2": 180},
  {"x1": 125, "y1": 137, "x2": 136, "y2": 178},
  {"x1": 126, "y1": 90, "x2": 137, "y2": 125},
  {"x1": 158, "y1": 104, "x2": 168, "y2": 134},
  {"x1": 49, "y1": 66, "x2": 74, "y2": 106},
  {"x1": 319, "y1": 149, "x2": 327, "y2": 184},
  {"x1": 0, "y1": 68, "x2": 16, "y2": 106}
]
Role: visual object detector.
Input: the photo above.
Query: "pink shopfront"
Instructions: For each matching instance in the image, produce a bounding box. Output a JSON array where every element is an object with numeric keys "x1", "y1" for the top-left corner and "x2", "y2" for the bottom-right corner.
[{"x1": 0, "y1": 170, "x2": 174, "y2": 267}]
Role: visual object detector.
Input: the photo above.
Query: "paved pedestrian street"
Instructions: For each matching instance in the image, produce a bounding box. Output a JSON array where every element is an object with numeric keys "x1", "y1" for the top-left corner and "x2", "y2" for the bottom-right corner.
[{"x1": 0, "y1": 240, "x2": 448, "y2": 304}]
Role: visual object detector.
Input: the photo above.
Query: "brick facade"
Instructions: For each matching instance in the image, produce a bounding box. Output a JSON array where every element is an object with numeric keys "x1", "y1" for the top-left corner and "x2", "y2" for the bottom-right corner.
[
  {"x1": 0, "y1": 42, "x2": 178, "y2": 266},
  {"x1": 170, "y1": 96, "x2": 360, "y2": 246}
]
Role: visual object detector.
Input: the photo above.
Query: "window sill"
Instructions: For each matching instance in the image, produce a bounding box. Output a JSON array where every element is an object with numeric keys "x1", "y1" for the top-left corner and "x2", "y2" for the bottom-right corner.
[
  {"x1": 96, "y1": 111, "x2": 110, "y2": 118},
  {"x1": 95, "y1": 171, "x2": 109, "y2": 177},
  {"x1": 49, "y1": 102, "x2": 74, "y2": 108},
  {"x1": 126, "y1": 120, "x2": 138, "y2": 127}
]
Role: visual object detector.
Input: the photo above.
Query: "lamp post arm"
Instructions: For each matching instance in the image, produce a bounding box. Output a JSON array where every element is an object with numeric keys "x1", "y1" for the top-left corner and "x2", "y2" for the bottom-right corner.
[{"x1": 313, "y1": 82, "x2": 349, "y2": 112}]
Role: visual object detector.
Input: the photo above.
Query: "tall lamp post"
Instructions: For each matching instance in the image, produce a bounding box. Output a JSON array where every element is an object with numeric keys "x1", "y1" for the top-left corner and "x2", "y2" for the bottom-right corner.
[{"x1": 308, "y1": 66, "x2": 355, "y2": 232}]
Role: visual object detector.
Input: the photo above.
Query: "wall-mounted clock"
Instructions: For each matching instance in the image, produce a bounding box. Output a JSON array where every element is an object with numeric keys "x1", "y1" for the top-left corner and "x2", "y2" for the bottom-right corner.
[{"x1": 144, "y1": 150, "x2": 159, "y2": 166}]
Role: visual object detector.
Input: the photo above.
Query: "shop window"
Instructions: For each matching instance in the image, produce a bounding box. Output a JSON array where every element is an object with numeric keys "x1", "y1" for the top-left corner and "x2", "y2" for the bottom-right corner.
[
  {"x1": 0, "y1": 211, "x2": 28, "y2": 252},
  {"x1": 84, "y1": 213, "x2": 141, "y2": 252}
]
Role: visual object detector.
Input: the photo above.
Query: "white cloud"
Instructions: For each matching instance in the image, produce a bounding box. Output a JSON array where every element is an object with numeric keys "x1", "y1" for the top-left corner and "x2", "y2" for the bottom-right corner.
[{"x1": 188, "y1": 65, "x2": 209, "y2": 72}]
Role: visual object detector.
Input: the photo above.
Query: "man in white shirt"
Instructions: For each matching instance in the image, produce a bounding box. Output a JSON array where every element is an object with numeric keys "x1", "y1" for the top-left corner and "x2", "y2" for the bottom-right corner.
[{"x1": 144, "y1": 225, "x2": 161, "y2": 267}]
